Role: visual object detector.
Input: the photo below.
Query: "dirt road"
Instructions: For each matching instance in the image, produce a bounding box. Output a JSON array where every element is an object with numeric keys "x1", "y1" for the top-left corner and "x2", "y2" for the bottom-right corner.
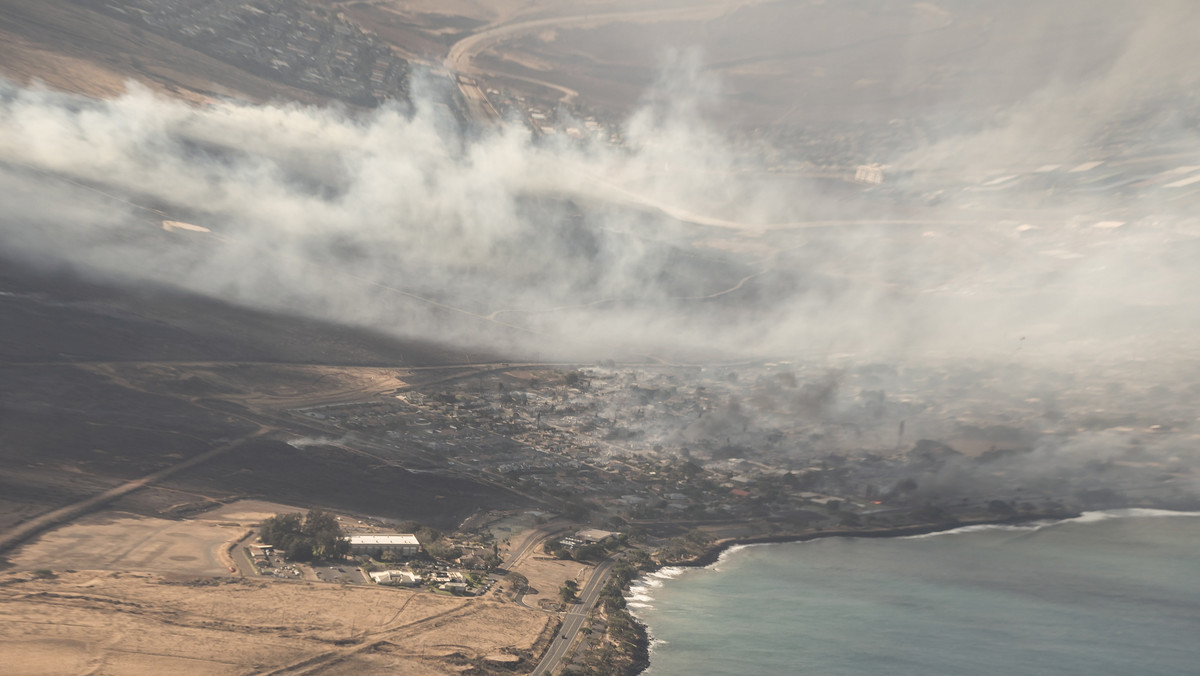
[{"x1": 0, "y1": 428, "x2": 265, "y2": 557}]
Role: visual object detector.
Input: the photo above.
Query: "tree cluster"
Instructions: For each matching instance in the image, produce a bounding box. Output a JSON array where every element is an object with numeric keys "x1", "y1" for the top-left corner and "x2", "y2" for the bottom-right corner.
[
  {"x1": 397, "y1": 522, "x2": 463, "y2": 563},
  {"x1": 259, "y1": 510, "x2": 350, "y2": 562},
  {"x1": 545, "y1": 533, "x2": 629, "y2": 563},
  {"x1": 655, "y1": 529, "x2": 713, "y2": 564},
  {"x1": 559, "y1": 579, "x2": 579, "y2": 603},
  {"x1": 505, "y1": 571, "x2": 529, "y2": 593}
]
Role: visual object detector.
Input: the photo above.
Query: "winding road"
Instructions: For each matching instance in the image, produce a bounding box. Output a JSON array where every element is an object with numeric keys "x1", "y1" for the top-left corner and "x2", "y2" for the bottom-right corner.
[{"x1": 443, "y1": 0, "x2": 770, "y2": 126}]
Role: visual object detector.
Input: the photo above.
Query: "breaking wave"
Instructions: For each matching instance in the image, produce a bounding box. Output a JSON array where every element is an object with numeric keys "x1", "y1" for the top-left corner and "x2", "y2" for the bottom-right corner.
[{"x1": 902, "y1": 508, "x2": 1200, "y2": 540}]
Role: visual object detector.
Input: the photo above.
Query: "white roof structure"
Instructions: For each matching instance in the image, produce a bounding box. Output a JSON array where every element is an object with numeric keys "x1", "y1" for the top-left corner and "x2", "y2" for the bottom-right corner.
[
  {"x1": 575, "y1": 529, "x2": 619, "y2": 543},
  {"x1": 370, "y1": 570, "x2": 421, "y2": 584},
  {"x1": 349, "y1": 534, "x2": 419, "y2": 546}
]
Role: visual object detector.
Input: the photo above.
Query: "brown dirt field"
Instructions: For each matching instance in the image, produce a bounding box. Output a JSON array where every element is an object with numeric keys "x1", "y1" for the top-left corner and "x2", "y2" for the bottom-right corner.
[
  {"x1": 0, "y1": 569, "x2": 550, "y2": 675},
  {"x1": 512, "y1": 554, "x2": 595, "y2": 606},
  {"x1": 8, "y1": 501, "x2": 298, "y2": 577},
  {"x1": 0, "y1": 30, "x2": 133, "y2": 100},
  {"x1": 8, "y1": 511, "x2": 245, "y2": 577}
]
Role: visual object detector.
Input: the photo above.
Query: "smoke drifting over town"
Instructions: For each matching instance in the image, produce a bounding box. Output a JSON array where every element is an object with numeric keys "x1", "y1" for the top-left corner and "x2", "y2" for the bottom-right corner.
[
  {"x1": 4, "y1": 6, "x2": 1200, "y2": 673},
  {"x1": 0, "y1": 4, "x2": 1198, "y2": 369}
]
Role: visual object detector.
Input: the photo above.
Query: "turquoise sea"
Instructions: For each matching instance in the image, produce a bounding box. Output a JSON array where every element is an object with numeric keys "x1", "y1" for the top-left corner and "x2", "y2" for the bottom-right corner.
[{"x1": 628, "y1": 510, "x2": 1200, "y2": 676}]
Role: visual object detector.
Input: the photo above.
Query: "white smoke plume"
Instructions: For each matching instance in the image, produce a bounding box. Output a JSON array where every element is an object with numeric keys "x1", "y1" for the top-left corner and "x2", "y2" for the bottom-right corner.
[{"x1": 2, "y1": 3, "x2": 1199, "y2": 367}]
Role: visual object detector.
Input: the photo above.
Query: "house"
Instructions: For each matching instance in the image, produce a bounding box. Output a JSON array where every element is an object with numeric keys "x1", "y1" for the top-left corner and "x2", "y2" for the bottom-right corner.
[
  {"x1": 574, "y1": 529, "x2": 619, "y2": 545},
  {"x1": 370, "y1": 569, "x2": 421, "y2": 585}
]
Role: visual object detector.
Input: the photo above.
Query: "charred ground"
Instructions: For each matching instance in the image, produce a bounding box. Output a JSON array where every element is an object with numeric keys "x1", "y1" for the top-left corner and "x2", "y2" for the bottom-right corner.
[{"x1": 0, "y1": 256, "x2": 525, "y2": 546}]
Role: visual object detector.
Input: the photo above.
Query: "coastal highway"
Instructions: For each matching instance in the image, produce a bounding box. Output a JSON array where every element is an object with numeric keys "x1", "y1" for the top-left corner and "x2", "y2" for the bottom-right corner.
[{"x1": 531, "y1": 557, "x2": 616, "y2": 676}]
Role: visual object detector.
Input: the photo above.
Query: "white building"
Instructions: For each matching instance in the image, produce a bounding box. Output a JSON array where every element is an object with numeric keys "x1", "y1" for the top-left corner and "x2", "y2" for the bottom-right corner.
[
  {"x1": 370, "y1": 569, "x2": 421, "y2": 585},
  {"x1": 575, "y1": 529, "x2": 619, "y2": 544},
  {"x1": 348, "y1": 534, "x2": 421, "y2": 557}
]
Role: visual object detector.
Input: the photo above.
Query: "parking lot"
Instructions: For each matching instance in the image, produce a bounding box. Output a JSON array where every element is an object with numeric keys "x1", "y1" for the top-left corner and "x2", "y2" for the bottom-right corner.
[{"x1": 311, "y1": 563, "x2": 367, "y2": 584}]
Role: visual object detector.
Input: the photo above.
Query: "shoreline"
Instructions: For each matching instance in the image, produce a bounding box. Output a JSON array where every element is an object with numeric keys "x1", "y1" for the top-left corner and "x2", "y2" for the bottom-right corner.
[
  {"x1": 660, "y1": 511, "x2": 1081, "y2": 570},
  {"x1": 623, "y1": 511, "x2": 1080, "y2": 675}
]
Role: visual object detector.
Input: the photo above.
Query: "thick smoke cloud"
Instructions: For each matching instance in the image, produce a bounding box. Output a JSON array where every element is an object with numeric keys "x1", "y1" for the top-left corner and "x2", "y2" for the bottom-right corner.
[
  {"x1": 2, "y1": 3, "x2": 1199, "y2": 367},
  {"x1": 0, "y1": 67, "x2": 782, "y2": 360}
]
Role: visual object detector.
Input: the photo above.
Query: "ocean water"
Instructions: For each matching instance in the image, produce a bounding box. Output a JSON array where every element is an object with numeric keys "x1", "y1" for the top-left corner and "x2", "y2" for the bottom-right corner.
[{"x1": 629, "y1": 510, "x2": 1200, "y2": 676}]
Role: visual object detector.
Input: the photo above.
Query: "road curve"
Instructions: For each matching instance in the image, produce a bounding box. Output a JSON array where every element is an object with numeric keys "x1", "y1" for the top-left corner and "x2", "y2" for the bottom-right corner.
[{"x1": 443, "y1": 0, "x2": 768, "y2": 126}]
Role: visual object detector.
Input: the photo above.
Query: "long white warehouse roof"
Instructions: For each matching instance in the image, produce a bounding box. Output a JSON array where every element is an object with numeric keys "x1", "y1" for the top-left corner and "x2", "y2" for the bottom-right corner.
[{"x1": 348, "y1": 534, "x2": 419, "y2": 546}]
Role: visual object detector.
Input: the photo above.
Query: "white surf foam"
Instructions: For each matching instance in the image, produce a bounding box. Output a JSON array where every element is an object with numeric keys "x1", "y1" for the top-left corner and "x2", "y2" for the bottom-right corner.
[
  {"x1": 650, "y1": 566, "x2": 686, "y2": 580},
  {"x1": 707, "y1": 542, "x2": 773, "y2": 571},
  {"x1": 1068, "y1": 508, "x2": 1200, "y2": 523},
  {"x1": 902, "y1": 508, "x2": 1200, "y2": 540},
  {"x1": 901, "y1": 522, "x2": 1052, "y2": 540}
]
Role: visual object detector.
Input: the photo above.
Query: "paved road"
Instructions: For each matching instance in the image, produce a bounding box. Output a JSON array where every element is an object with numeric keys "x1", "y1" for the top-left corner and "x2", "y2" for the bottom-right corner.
[
  {"x1": 502, "y1": 522, "x2": 568, "y2": 570},
  {"x1": 489, "y1": 523, "x2": 568, "y2": 607},
  {"x1": 443, "y1": 0, "x2": 761, "y2": 127},
  {"x1": 531, "y1": 557, "x2": 616, "y2": 676}
]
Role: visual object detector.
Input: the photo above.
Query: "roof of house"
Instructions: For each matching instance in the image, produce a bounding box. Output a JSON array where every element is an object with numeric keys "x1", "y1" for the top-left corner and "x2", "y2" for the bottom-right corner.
[
  {"x1": 575, "y1": 529, "x2": 619, "y2": 542},
  {"x1": 349, "y1": 534, "x2": 419, "y2": 546}
]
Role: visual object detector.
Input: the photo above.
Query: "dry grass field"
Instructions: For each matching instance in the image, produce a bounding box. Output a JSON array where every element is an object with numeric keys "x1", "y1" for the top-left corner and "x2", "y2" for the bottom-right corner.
[
  {"x1": 8, "y1": 512, "x2": 243, "y2": 577},
  {"x1": 0, "y1": 567, "x2": 551, "y2": 675},
  {"x1": 3, "y1": 501, "x2": 561, "y2": 674},
  {"x1": 8, "y1": 501, "x2": 292, "y2": 577},
  {"x1": 82, "y1": 362, "x2": 410, "y2": 412},
  {"x1": 511, "y1": 554, "x2": 595, "y2": 607}
]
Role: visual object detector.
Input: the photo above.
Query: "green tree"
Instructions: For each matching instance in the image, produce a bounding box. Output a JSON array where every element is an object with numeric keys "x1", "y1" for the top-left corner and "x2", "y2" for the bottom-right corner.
[
  {"x1": 560, "y1": 579, "x2": 579, "y2": 604},
  {"x1": 483, "y1": 551, "x2": 503, "y2": 570},
  {"x1": 259, "y1": 510, "x2": 348, "y2": 562},
  {"x1": 506, "y1": 571, "x2": 529, "y2": 593},
  {"x1": 286, "y1": 539, "x2": 314, "y2": 562},
  {"x1": 425, "y1": 540, "x2": 462, "y2": 562},
  {"x1": 303, "y1": 509, "x2": 349, "y2": 558},
  {"x1": 260, "y1": 512, "x2": 303, "y2": 546},
  {"x1": 573, "y1": 543, "x2": 607, "y2": 562},
  {"x1": 413, "y1": 526, "x2": 442, "y2": 546}
]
